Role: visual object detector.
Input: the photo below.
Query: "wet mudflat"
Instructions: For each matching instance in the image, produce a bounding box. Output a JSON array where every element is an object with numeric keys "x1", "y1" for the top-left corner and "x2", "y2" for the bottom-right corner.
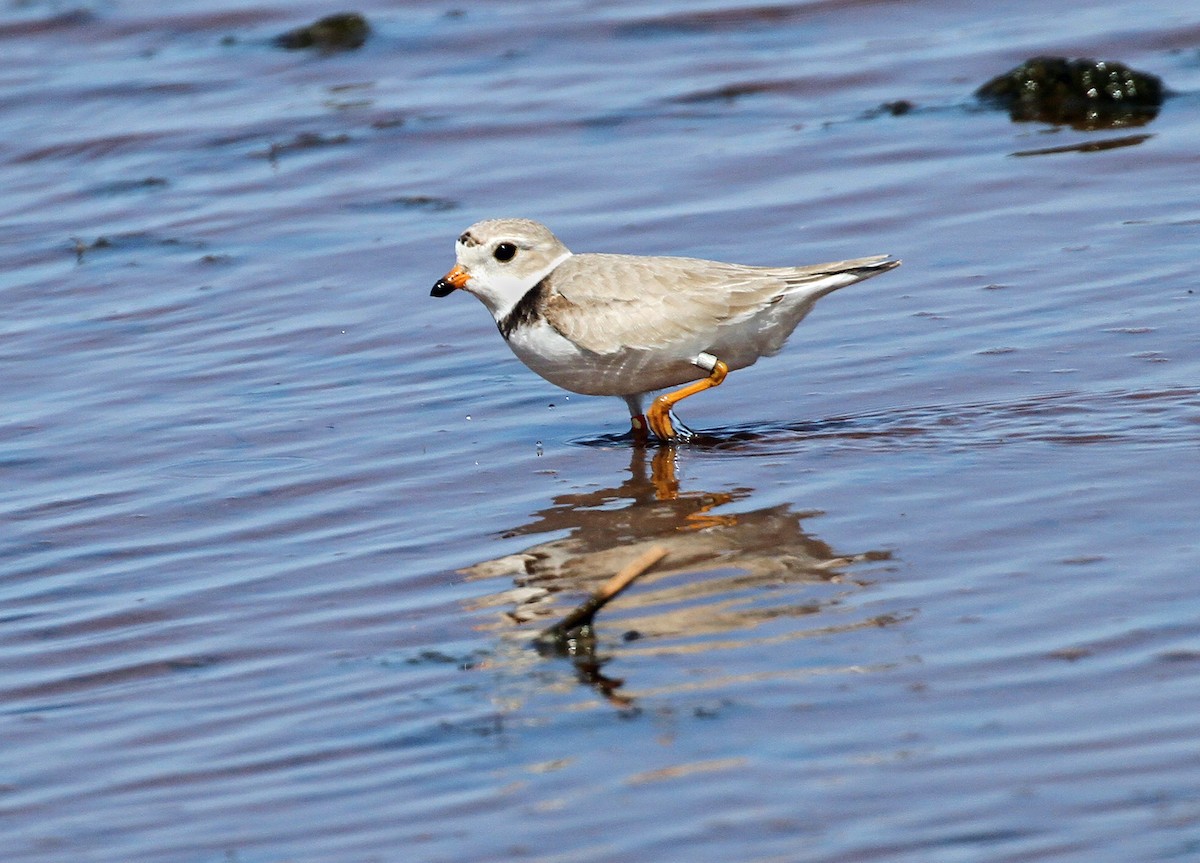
[{"x1": 2, "y1": 1, "x2": 1199, "y2": 861}]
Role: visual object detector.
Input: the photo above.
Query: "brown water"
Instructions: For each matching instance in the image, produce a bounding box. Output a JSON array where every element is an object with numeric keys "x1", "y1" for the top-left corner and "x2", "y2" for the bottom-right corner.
[{"x1": 3, "y1": 2, "x2": 1199, "y2": 861}]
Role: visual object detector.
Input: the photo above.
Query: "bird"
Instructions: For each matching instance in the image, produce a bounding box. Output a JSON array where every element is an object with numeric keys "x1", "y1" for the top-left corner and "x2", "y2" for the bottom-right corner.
[{"x1": 430, "y1": 218, "x2": 899, "y2": 441}]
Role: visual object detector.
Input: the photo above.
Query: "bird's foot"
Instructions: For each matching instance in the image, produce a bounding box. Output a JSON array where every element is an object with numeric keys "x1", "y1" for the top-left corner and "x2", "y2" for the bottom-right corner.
[
  {"x1": 646, "y1": 406, "x2": 695, "y2": 442},
  {"x1": 645, "y1": 357, "x2": 729, "y2": 441}
]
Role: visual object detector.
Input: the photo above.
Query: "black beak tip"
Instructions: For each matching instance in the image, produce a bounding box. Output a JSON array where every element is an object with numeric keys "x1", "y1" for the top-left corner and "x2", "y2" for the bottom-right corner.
[{"x1": 430, "y1": 279, "x2": 454, "y2": 298}]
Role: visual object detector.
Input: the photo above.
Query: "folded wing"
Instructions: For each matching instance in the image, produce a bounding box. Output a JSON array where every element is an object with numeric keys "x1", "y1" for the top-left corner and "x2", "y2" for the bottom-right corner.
[{"x1": 541, "y1": 252, "x2": 895, "y2": 355}]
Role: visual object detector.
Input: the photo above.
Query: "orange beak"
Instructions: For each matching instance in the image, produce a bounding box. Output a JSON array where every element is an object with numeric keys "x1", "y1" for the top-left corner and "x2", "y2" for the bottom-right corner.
[{"x1": 430, "y1": 264, "x2": 470, "y2": 297}]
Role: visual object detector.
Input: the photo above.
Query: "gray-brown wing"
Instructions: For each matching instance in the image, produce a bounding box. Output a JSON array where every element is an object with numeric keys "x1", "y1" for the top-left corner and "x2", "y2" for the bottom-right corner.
[
  {"x1": 540, "y1": 252, "x2": 890, "y2": 355},
  {"x1": 540, "y1": 253, "x2": 785, "y2": 355}
]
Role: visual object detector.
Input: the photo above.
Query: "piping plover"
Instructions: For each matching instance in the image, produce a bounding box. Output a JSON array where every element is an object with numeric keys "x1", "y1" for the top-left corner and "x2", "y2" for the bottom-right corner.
[{"x1": 431, "y1": 218, "x2": 899, "y2": 441}]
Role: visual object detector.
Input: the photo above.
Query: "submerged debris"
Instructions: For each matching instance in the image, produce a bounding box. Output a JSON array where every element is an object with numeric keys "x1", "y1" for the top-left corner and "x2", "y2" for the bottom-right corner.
[
  {"x1": 392, "y1": 195, "x2": 458, "y2": 212},
  {"x1": 1011, "y1": 133, "x2": 1152, "y2": 158},
  {"x1": 537, "y1": 545, "x2": 668, "y2": 649},
  {"x1": 861, "y1": 99, "x2": 916, "y2": 120},
  {"x1": 70, "y1": 232, "x2": 206, "y2": 264},
  {"x1": 976, "y1": 57, "x2": 1164, "y2": 129},
  {"x1": 258, "y1": 132, "x2": 352, "y2": 162},
  {"x1": 879, "y1": 99, "x2": 915, "y2": 116},
  {"x1": 274, "y1": 13, "x2": 370, "y2": 52}
]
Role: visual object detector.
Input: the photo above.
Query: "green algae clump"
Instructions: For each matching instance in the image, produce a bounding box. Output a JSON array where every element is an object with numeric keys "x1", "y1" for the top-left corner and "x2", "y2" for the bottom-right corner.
[
  {"x1": 275, "y1": 13, "x2": 370, "y2": 52},
  {"x1": 977, "y1": 57, "x2": 1164, "y2": 129}
]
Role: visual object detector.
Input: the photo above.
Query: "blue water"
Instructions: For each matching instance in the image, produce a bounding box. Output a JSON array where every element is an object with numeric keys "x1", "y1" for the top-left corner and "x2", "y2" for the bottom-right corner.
[{"x1": 2, "y1": 1, "x2": 1199, "y2": 861}]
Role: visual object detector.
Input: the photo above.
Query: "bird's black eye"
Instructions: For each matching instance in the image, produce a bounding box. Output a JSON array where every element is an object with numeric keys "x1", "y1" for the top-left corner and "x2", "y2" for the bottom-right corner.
[{"x1": 493, "y1": 242, "x2": 517, "y2": 262}]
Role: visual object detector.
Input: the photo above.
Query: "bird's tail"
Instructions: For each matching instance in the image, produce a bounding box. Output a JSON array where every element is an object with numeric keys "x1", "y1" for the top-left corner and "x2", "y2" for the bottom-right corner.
[{"x1": 781, "y1": 254, "x2": 900, "y2": 302}]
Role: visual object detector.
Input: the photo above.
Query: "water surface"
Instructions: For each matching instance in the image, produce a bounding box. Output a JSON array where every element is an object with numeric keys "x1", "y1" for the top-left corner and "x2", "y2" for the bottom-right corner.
[{"x1": 3, "y1": 1, "x2": 1199, "y2": 861}]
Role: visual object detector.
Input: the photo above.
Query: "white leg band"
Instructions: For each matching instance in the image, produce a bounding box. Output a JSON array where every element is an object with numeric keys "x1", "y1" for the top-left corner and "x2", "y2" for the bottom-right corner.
[{"x1": 692, "y1": 352, "x2": 719, "y2": 372}]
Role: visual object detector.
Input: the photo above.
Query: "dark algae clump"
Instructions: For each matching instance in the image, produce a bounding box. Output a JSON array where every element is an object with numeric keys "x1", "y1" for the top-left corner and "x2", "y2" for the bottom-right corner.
[
  {"x1": 275, "y1": 13, "x2": 370, "y2": 52},
  {"x1": 977, "y1": 57, "x2": 1164, "y2": 129}
]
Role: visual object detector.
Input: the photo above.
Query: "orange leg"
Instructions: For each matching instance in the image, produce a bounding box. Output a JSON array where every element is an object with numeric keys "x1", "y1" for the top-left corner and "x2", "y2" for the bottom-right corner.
[{"x1": 646, "y1": 357, "x2": 729, "y2": 440}]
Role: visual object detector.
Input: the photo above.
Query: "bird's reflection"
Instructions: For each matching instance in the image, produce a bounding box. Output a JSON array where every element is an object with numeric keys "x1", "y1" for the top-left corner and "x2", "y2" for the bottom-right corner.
[{"x1": 464, "y1": 445, "x2": 893, "y2": 706}]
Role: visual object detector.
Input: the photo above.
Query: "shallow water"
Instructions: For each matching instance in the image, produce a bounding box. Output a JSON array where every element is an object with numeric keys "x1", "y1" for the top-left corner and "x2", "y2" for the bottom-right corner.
[{"x1": 3, "y1": 1, "x2": 1199, "y2": 861}]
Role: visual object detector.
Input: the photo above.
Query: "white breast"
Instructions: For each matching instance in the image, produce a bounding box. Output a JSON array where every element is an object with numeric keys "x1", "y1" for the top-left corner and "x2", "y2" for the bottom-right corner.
[{"x1": 504, "y1": 320, "x2": 706, "y2": 397}]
